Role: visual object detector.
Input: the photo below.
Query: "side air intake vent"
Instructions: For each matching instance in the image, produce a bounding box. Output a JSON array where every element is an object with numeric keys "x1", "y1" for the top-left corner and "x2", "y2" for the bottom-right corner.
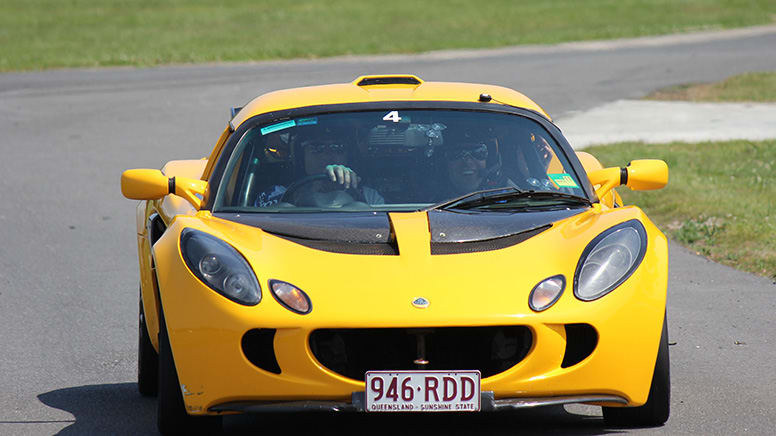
[
  {"x1": 561, "y1": 323, "x2": 598, "y2": 368},
  {"x1": 242, "y1": 329, "x2": 281, "y2": 374},
  {"x1": 356, "y1": 76, "x2": 422, "y2": 86}
]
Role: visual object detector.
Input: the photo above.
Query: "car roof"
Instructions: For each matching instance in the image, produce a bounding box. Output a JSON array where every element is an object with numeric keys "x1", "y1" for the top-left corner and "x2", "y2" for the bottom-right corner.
[{"x1": 229, "y1": 75, "x2": 551, "y2": 129}]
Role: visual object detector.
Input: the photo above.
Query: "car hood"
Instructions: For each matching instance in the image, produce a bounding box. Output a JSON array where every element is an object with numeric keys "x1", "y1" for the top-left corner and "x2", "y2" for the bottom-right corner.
[{"x1": 214, "y1": 207, "x2": 587, "y2": 244}]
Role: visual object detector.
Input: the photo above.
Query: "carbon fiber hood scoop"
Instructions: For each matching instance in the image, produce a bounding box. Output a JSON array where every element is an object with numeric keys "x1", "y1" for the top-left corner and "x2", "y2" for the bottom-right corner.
[
  {"x1": 427, "y1": 208, "x2": 587, "y2": 243},
  {"x1": 214, "y1": 212, "x2": 392, "y2": 243}
]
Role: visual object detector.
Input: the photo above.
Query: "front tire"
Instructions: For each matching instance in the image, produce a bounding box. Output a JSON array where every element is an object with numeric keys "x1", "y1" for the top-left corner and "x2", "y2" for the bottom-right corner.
[
  {"x1": 157, "y1": 310, "x2": 222, "y2": 435},
  {"x1": 603, "y1": 315, "x2": 671, "y2": 427},
  {"x1": 137, "y1": 289, "x2": 158, "y2": 396}
]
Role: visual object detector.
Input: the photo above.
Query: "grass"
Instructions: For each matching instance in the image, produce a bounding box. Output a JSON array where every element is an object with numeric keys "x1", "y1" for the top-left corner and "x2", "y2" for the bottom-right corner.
[
  {"x1": 2, "y1": 0, "x2": 776, "y2": 71},
  {"x1": 646, "y1": 72, "x2": 776, "y2": 102},
  {"x1": 586, "y1": 139, "x2": 776, "y2": 280}
]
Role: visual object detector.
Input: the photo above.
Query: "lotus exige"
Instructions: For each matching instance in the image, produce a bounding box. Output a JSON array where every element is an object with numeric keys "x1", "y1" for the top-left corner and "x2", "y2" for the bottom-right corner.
[{"x1": 121, "y1": 75, "x2": 670, "y2": 434}]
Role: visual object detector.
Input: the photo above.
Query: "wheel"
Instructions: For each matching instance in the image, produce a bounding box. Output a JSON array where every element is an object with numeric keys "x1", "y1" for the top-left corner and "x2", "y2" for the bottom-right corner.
[
  {"x1": 137, "y1": 288, "x2": 158, "y2": 396},
  {"x1": 157, "y1": 309, "x2": 222, "y2": 435},
  {"x1": 603, "y1": 315, "x2": 670, "y2": 427}
]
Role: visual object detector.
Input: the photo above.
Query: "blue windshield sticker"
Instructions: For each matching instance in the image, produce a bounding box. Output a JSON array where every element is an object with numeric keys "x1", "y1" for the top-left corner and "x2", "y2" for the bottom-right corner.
[
  {"x1": 296, "y1": 117, "x2": 318, "y2": 126},
  {"x1": 548, "y1": 173, "x2": 579, "y2": 188},
  {"x1": 261, "y1": 120, "x2": 296, "y2": 135}
]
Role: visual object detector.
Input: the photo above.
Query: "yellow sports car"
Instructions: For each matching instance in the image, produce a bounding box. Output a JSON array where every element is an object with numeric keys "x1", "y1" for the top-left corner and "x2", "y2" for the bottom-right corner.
[{"x1": 122, "y1": 75, "x2": 670, "y2": 434}]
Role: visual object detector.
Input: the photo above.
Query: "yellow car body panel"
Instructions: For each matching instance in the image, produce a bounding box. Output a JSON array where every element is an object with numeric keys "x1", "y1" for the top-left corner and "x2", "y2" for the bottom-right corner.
[
  {"x1": 576, "y1": 151, "x2": 624, "y2": 208},
  {"x1": 135, "y1": 158, "x2": 209, "y2": 349},
  {"x1": 202, "y1": 126, "x2": 233, "y2": 181},
  {"x1": 230, "y1": 81, "x2": 551, "y2": 130},
  {"x1": 150, "y1": 206, "x2": 666, "y2": 414}
]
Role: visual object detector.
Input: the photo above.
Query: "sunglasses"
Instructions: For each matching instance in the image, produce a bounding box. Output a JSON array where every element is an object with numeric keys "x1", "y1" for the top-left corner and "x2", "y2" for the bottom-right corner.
[
  {"x1": 445, "y1": 143, "x2": 488, "y2": 161},
  {"x1": 301, "y1": 140, "x2": 347, "y2": 154}
]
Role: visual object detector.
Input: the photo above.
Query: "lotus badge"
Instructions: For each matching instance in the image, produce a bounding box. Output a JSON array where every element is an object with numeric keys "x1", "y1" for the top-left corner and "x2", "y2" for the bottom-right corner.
[{"x1": 412, "y1": 297, "x2": 429, "y2": 309}]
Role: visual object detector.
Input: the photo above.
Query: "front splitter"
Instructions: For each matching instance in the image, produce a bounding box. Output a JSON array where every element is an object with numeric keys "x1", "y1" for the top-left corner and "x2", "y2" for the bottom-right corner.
[{"x1": 209, "y1": 392, "x2": 627, "y2": 414}]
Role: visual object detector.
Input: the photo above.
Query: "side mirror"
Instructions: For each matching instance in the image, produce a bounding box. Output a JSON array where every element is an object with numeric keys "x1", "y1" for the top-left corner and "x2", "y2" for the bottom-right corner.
[
  {"x1": 121, "y1": 169, "x2": 206, "y2": 209},
  {"x1": 625, "y1": 159, "x2": 669, "y2": 191},
  {"x1": 587, "y1": 159, "x2": 668, "y2": 201}
]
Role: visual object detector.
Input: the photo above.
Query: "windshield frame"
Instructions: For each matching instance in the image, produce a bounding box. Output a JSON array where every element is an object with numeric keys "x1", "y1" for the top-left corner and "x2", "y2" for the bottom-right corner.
[{"x1": 203, "y1": 101, "x2": 596, "y2": 212}]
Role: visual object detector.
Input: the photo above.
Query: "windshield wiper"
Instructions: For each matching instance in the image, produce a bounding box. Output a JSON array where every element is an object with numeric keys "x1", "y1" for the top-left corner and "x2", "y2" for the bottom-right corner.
[
  {"x1": 424, "y1": 187, "x2": 523, "y2": 212},
  {"x1": 424, "y1": 188, "x2": 591, "y2": 212}
]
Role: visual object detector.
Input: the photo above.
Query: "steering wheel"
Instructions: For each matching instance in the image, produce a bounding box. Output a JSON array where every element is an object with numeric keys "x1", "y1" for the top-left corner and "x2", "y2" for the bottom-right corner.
[{"x1": 280, "y1": 173, "x2": 365, "y2": 207}]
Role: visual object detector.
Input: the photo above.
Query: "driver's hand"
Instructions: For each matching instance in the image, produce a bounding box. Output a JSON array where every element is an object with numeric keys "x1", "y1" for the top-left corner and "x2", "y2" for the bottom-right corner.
[{"x1": 325, "y1": 164, "x2": 360, "y2": 189}]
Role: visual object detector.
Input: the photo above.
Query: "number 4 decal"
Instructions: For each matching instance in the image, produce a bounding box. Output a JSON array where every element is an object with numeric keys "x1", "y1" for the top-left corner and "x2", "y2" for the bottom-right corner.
[{"x1": 383, "y1": 111, "x2": 401, "y2": 123}]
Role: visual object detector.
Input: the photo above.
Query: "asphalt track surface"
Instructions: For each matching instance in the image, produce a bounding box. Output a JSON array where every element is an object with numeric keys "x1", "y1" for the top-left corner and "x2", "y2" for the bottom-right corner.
[{"x1": 1, "y1": 26, "x2": 775, "y2": 435}]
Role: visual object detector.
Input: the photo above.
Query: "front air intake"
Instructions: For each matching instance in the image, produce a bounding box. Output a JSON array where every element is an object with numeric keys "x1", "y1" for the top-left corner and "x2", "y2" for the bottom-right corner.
[{"x1": 310, "y1": 326, "x2": 532, "y2": 381}]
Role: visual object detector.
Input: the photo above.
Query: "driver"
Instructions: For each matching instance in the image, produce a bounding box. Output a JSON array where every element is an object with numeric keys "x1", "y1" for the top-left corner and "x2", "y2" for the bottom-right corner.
[
  {"x1": 255, "y1": 128, "x2": 384, "y2": 207},
  {"x1": 301, "y1": 137, "x2": 359, "y2": 188}
]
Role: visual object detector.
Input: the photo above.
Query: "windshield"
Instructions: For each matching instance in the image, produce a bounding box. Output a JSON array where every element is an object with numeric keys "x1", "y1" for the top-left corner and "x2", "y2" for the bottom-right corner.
[{"x1": 214, "y1": 109, "x2": 587, "y2": 213}]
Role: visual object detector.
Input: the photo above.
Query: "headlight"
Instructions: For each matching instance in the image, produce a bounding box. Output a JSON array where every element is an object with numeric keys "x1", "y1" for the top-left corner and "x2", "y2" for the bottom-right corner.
[
  {"x1": 529, "y1": 275, "x2": 565, "y2": 312},
  {"x1": 180, "y1": 228, "x2": 261, "y2": 305},
  {"x1": 269, "y1": 280, "x2": 312, "y2": 314},
  {"x1": 574, "y1": 220, "x2": 647, "y2": 301}
]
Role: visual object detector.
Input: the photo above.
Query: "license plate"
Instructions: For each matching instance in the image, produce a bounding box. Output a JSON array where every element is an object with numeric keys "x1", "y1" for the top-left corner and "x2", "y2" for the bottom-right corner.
[{"x1": 365, "y1": 370, "x2": 481, "y2": 412}]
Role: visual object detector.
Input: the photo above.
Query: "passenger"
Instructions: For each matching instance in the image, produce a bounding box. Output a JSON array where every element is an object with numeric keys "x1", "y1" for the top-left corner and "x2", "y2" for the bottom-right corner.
[
  {"x1": 439, "y1": 133, "x2": 516, "y2": 198},
  {"x1": 443, "y1": 140, "x2": 490, "y2": 195}
]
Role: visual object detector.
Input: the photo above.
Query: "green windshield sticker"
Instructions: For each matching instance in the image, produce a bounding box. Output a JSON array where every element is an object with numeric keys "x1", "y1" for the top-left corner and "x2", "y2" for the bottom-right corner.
[
  {"x1": 548, "y1": 173, "x2": 579, "y2": 188},
  {"x1": 261, "y1": 120, "x2": 296, "y2": 135},
  {"x1": 296, "y1": 117, "x2": 318, "y2": 126}
]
